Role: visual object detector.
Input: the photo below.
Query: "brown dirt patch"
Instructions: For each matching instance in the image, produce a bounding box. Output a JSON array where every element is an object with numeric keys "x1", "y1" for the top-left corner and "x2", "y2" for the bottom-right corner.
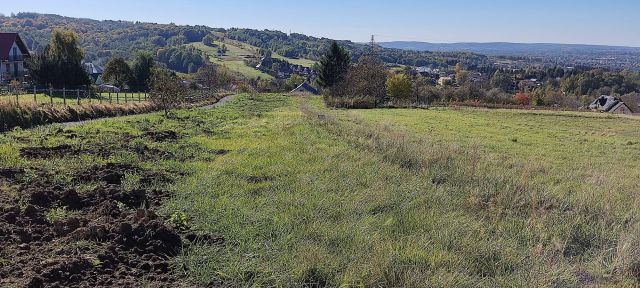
[
  {"x1": 144, "y1": 130, "x2": 180, "y2": 142},
  {"x1": 0, "y1": 163, "x2": 222, "y2": 287}
]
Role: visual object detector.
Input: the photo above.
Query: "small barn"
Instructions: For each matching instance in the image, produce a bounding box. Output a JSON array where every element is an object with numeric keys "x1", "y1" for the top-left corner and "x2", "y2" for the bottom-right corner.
[
  {"x1": 290, "y1": 82, "x2": 319, "y2": 95},
  {"x1": 588, "y1": 95, "x2": 634, "y2": 115}
]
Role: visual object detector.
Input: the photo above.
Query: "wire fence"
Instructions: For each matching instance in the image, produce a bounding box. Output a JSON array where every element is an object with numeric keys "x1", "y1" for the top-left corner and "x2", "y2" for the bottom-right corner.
[{"x1": 0, "y1": 87, "x2": 149, "y2": 106}]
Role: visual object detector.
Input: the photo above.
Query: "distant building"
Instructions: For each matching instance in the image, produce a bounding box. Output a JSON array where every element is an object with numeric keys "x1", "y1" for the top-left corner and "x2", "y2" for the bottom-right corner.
[
  {"x1": 438, "y1": 76, "x2": 453, "y2": 86},
  {"x1": 83, "y1": 62, "x2": 104, "y2": 82},
  {"x1": 588, "y1": 95, "x2": 634, "y2": 115},
  {"x1": 518, "y1": 78, "x2": 541, "y2": 91},
  {"x1": 0, "y1": 33, "x2": 31, "y2": 83},
  {"x1": 290, "y1": 82, "x2": 319, "y2": 95}
]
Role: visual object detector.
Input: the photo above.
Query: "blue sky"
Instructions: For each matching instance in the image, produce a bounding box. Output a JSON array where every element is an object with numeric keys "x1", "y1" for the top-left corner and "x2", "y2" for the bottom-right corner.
[{"x1": 2, "y1": 0, "x2": 640, "y2": 46}]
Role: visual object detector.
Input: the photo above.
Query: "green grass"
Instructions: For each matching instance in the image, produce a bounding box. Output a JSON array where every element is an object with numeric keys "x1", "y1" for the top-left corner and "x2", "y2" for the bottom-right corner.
[
  {"x1": 191, "y1": 42, "x2": 274, "y2": 80},
  {"x1": 191, "y1": 39, "x2": 317, "y2": 80},
  {"x1": 0, "y1": 92, "x2": 148, "y2": 106},
  {"x1": 272, "y1": 53, "x2": 317, "y2": 68},
  {"x1": 2, "y1": 95, "x2": 639, "y2": 286}
]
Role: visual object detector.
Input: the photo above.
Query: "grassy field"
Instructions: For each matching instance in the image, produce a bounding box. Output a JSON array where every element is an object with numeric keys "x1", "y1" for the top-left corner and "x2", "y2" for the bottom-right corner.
[
  {"x1": 272, "y1": 53, "x2": 317, "y2": 67},
  {"x1": 1, "y1": 95, "x2": 639, "y2": 286},
  {"x1": 0, "y1": 92, "x2": 148, "y2": 106},
  {"x1": 192, "y1": 42, "x2": 274, "y2": 80},
  {"x1": 191, "y1": 39, "x2": 317, "y2": 80}
]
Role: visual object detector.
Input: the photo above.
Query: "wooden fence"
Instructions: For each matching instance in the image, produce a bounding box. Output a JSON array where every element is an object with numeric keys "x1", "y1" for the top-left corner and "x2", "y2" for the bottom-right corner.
[
  {"x1": 0, "y1": 87, "x2": 149, "y2": 106},
  {"x1": 0, "y1": 86, "x2": 227, "y2": 107}
]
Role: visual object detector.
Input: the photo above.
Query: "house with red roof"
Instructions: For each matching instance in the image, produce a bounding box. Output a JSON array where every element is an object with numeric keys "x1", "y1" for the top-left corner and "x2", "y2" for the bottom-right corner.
[{"x1": 0, "y1": 33, "x2": 31, "y2": 83}]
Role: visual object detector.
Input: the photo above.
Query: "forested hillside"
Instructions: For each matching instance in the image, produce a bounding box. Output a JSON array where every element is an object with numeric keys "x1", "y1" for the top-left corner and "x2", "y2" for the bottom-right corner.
[
  {"x1": 0, "y1": 13, "x2": 212, "y2": 67},
  {"x1": 0, "y1": 13, "x2": 490, "y2": 72},
  {"x1": 225, "y1": 28, "x2": 491, "y2": 69}
]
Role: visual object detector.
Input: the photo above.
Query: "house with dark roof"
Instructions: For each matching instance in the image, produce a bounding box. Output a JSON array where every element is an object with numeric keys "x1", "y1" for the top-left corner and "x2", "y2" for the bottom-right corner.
[
  {"x1": 290, "y1": 82, "x2": 319, "y2": 95},
  {"x1": 588, "y1": 95, "x2": 634, "y2": 115},
  {"x1": 0, "y1": 33, "x2": 31, "y2": 83},
  {"x1": 83, "y1": 62, "x2": 104, "y2": 82}
]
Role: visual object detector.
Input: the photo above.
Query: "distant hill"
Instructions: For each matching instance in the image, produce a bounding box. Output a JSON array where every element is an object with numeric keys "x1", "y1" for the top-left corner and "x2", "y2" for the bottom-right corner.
[
  {"x1": 0, "y1": 12, "x2": 213, "y2": 66},
  {"x1": 0, "y1": 13, "x2": 491, "y2": 74},
  {"x1": 379, "y1": 41, "x2": 640, "y2": 55},
  {"x1": 380, "y1": 41, "x2": 640, "y2": 71}
]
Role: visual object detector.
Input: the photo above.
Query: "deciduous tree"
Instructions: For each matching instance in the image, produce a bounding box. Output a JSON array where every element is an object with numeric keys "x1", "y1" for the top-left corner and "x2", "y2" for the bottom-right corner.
[
  {"x1": 103, "y1": 57, "x2": 133, "y2": 89},
  {"x1": 149, "y1": 68, "x2": 186, "y2": 117},
  {"x1": 386, "y1": 73, "x2": 412, "y2": 102},
  {"x1": 27, "y1": 29, "x2": 90, "y2": 88},
  {"x1": 130, "y1": 52, "x2": 155, "y2": 92}
]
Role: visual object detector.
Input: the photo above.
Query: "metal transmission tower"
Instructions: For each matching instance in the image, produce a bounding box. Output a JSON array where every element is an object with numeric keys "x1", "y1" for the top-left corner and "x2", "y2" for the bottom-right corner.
[{"x1": 370, "y1": 35, "x2": 378, "y2": 54}]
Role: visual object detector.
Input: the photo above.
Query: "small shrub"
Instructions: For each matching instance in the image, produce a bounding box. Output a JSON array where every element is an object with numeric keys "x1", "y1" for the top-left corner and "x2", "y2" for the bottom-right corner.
[
  {"x1": 168, "y1": 211, "x2": 190, "y2": 230},
  {"x1": 45, "y1": 206, "x2": 69, "y2": 223},
  {"x1": 513, "y1": 92, "x2": 531, "y2": 106}
]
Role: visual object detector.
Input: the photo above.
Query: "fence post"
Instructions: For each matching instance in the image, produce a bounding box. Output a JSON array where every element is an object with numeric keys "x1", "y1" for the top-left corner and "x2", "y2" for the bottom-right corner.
[
  {"x1": 125, "y1": 91, "x2": 128, "y2": 103},
  {"x1": 116, "y1": 92, "x2": 119, "y2": 104},
  {"x1": 138, "y1": 92, "x2": 141, "y2": 102},
  {"x1": 15, "y1": 90, "x2": 19, "y2": 106},
  {"x1": 76, "y1": 89, "x2": 80, "y2": 105},
  {"x1": 33, "y1": 86, "x2": 37, "y2": 104},
  {"x1": 109, "y1": 91, "x2": 112, "y2": 103},
  {"x1": 49, "y1": 87, "x2": 53, "y2": 104},
  {"x1": 63, "y1": 87, "x2": 67, "y2": 105}
]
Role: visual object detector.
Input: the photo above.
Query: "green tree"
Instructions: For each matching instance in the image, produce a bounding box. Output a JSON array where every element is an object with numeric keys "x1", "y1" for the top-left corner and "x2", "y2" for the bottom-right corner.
[
  {"x1": 455, "y1": 63, "x2": 470, "y2": 86},
  {"x1": 318, "y1": 41, "x2": 350, "y2": 89},
  {"x1": 27, "y1": 29, "x2": 90, "y2": 88},
  {"x1": 491, "y1": 70, "x2": 513, "y2": 92},
  {"x1": 285, "y1": 74, "x2": 304, "y2": 91},
  {"x1": 102, "y1": 57, "x2": 133, "y2": 89},
  {"x1": 130, "y1": 52, "x2": 155, "y2": 92},
  {"x1": 345, "y1": 53, "x2": 388, "y2": 107},
  {"x1": 149, "y1": 68, "x2": 186, "y2": 117},
  {"x1": 271, "y1": 63, "x2": 280, "y2": 76},
  {"x1": 386, "y1": 73, "x2": 412, "y2": 102},
  {"x1": 202, "y1": 34, "x2": 216, "y2": 47}
]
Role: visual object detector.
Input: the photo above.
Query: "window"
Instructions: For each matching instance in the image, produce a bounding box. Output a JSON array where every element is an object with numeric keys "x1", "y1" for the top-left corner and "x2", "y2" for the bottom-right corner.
[{"x1": 13, "y1": 47, "x2": 17, "y2": 56}]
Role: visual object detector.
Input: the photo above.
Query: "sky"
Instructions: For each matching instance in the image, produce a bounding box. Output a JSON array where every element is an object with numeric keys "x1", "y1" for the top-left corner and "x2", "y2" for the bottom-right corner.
[{"x1": 2, "y1": 0, "x2": 640, "y2": 47}]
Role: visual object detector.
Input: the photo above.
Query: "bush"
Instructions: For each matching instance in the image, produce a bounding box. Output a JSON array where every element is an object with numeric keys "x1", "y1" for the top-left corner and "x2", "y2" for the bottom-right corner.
[
  {"x1": 386, "y1": 73, "x2": 413, "y2": 104},
  {"x1": 513, "y1": 92, "x2": 531, "y2": 106}
]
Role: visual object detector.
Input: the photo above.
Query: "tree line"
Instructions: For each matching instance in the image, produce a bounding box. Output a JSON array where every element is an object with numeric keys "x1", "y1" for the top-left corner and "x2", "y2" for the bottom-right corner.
[{"x1": 316, "y1": 42, "x2": 640, "y2": 109}]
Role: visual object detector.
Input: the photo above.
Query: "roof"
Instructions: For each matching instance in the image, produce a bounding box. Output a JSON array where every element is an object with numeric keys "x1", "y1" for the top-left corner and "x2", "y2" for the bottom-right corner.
[
  {"x1": 620, "y1": 94, "x2": 640, "y2": 113},
  {"x1": 84, "y1": 63, "x2": 104, "y2": 75},
  {"x1": 0, "y1": 33, "x2": 30, "y2": 61},
  {"x1": 290, "y1": 82, "x2": 319, "y2": 95},
  {"x1": 588, "y1": 95, "x2": 626, "y2": 112}
]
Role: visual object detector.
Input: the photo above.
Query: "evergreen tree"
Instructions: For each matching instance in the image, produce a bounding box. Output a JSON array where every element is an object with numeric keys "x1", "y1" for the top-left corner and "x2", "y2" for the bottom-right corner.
[{"x1": 318, "y1": 41, "x2": 350, "y2": 89}]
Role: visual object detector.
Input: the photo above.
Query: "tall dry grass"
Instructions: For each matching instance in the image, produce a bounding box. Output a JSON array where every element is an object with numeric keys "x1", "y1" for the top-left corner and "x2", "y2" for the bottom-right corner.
[
  {"x1": 0, "y1": 102, "x2": 157, "y2": 132},
  {"x1": 300, "y1": 101, "x2": 639, "y2": 285}
]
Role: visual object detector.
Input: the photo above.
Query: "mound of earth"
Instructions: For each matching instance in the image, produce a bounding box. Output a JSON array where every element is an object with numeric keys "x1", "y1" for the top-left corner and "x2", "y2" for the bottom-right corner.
[
  {"x1": 144, "y1": 130, "x2": 180, "y2": 142},
  {"x1": 0, "y1": 162, "x2": 222, "y2": 287}
]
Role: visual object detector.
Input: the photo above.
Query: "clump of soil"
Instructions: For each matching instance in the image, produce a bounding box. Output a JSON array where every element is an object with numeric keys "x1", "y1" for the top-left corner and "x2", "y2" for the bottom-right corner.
[
  {"x1": 0, "y1": 168, "x2": 24, "y2": 182},
  {"x1": 19, "y1": 142, "x2": 175, "y2": 161},
  {"x1": 144, "y1": 130, "x2": 179, "y2": 142},
  {"x1": 0, "y1": 163, "x2": 222, "y2": 287},
  {"x1": 20, "y1": 144, "x2": 79, "y2": 159}
]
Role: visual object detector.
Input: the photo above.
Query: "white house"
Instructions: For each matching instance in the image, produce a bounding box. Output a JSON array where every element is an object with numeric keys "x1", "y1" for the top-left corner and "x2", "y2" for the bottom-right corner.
[{"x1": 0, "y1": 33, "x2": 31, "y2": 83}]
